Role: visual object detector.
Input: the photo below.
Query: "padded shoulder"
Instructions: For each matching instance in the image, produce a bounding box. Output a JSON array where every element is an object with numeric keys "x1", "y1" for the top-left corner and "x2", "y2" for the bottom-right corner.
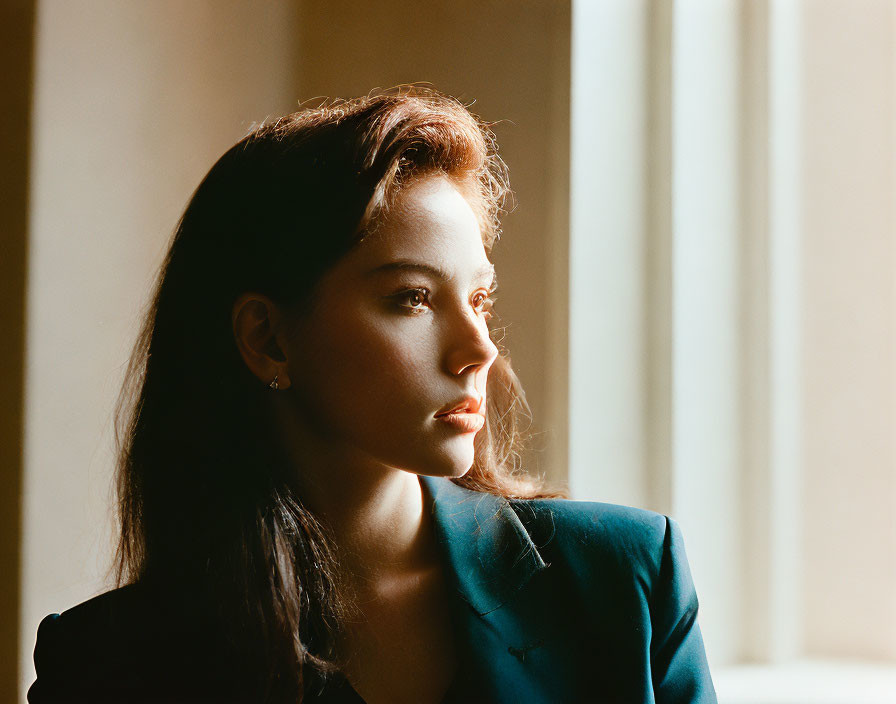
[
  {"x1": 51, "y1": 582, "x2": 144, "y2": 635},
  {"x1": 27, "y1": 583, "x2": 154, "y2": 702},
  {"x1": 27, "y1": 581, "x2": 251, "y2": 703},
  {"x1": 508, "y1": 496, "x2": 670, "y2": 594}
]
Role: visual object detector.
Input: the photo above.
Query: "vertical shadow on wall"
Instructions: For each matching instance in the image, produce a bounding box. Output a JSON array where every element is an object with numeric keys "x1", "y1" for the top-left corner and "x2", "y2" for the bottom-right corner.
[{"x1": 0, "y1": 0, "x2": 35, "y2": 700}]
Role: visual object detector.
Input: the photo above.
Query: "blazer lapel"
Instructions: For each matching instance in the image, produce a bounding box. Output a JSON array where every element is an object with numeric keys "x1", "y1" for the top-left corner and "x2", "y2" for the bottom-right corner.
[{"x1": 419, "y1": 476, "x2": 559, "y2": 702}]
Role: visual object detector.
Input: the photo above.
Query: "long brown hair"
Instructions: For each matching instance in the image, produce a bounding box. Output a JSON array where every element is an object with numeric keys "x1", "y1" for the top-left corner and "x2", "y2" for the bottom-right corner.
[{"x1": 112, "y1": 85, "x2": 565, "y2": 702}]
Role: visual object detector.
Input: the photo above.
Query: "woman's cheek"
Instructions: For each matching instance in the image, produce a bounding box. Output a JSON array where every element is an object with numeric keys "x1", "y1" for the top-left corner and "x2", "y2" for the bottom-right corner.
[{"x1": 304, "y1": 308, "x2": 433, "y2": 413}]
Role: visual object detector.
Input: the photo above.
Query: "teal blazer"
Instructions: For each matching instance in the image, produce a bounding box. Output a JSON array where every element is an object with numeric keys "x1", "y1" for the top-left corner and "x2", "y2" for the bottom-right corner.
[{"x1": 28, "y1": 475, "x2": 717, "y2": 703}]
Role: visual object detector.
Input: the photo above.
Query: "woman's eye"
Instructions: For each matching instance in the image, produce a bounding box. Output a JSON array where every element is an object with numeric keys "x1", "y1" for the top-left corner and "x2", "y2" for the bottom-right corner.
[
  {"x1": 473, "y1": 292, "x2": 496, "y2": 320},
  {"x1": 395, "y1": 288, "x2": 430, "y2": 314},
  {"x1": 393, "y1": 288, "x2": 497, "y2": 319}
]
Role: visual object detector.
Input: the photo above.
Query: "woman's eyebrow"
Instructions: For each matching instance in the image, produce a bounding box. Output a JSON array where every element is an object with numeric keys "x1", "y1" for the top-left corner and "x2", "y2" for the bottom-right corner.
[{"x1": 365, "y1": 259, "x2": 497, "y2": 285}]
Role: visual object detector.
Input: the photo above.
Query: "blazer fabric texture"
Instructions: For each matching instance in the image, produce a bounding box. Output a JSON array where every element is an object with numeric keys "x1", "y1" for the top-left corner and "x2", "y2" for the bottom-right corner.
[{"x1": 28, "y1": 475, "x2": 718, "y2": 703}]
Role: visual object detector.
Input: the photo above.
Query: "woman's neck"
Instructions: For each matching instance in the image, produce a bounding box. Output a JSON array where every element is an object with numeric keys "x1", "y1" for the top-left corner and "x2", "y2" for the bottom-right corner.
[
  {"x1": 311, "y1": 468, "x2": 437, "y2": 590},
  {"x1": 273, "y1": 400, "x2": 442, "y2": 591}
]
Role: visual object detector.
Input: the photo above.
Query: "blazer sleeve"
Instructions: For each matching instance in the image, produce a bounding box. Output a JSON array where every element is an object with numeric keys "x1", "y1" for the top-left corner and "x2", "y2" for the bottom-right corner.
[{"x1": 648, "y1": 516, "x2": 718, "y2": 704}]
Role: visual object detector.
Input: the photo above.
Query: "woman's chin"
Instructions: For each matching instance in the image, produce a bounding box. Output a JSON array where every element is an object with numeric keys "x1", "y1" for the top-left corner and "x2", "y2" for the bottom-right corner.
[
  {"x1": 444, "y1": 464, "x2": 472, "y2": 479},
  {"x1": 409, "y1": 459, "x2": 472, "y2": 480}
]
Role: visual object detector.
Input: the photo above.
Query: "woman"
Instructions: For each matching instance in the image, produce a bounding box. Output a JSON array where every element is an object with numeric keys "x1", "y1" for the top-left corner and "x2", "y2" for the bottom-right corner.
[{"x1": 27, "y1": 87, "x2": 717, "y2": 703}]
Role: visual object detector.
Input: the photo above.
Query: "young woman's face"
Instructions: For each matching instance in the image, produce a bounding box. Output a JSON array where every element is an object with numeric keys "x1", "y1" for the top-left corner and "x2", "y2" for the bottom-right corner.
[{"x1": 283, "y1": 173, "x2": 500, "y2": 479}]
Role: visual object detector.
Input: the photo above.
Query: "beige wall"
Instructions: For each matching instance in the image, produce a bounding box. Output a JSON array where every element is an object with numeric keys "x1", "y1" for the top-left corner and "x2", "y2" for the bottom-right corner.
[
  {"x1": 295, "y1": 0, "x2": 572, "y2": 488},
  {"x1": 19, "y1": 0, "x2": 300, "y2": 696}
]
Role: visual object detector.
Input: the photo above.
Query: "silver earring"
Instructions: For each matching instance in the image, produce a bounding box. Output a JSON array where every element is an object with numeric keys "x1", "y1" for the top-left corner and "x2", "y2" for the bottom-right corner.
[{"x1": 269, "y1": 374, "x2": 279, "y2": 390}]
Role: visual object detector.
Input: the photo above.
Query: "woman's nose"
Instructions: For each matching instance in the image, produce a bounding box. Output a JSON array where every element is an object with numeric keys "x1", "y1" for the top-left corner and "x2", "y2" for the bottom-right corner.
[{"x1": 444, "y1": 309, "x2": 499, "y2": 375}]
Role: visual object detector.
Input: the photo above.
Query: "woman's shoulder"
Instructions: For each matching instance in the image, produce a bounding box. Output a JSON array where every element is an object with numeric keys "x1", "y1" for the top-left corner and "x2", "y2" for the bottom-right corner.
[
  {"x1": 27, "y1": 581, "x2": 248, "y2": 703},
  {"x1": 509, "y1": 493, "x2": 671, "y2": 549},
  {"x1": 506, "y1": 497, "x2": 715, "y2": 702},
  {"x1": 31, "y1": 580, "x2": 199, "y2": 650},
  {"x1": 506, "y1": 494, "x2": 680, "y2": 589},
  {"x1": 28, "y1": 583, "x2": 155, "y2": 702},
  {"x1": 32, "y1": 582, "x2": 147, "y2": 659}
]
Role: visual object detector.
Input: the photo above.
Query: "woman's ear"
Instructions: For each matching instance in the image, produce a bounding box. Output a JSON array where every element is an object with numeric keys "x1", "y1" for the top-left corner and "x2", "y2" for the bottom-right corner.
[{"x1": 231, "y1": 293, "x2": 292, "y2": 390}]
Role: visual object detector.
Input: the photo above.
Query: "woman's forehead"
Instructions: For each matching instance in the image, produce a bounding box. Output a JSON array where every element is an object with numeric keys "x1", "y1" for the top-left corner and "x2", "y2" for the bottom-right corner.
[
  {"x1": 360, "y1": 258, "x2": 496, "y2": 286},
  {"x1": 354, "y1": 176, "x2": 486, "y2": 265}
]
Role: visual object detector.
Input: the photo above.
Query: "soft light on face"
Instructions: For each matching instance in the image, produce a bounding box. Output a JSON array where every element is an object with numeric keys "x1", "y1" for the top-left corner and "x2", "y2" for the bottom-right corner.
[{"x1": 284, "y1": 173, "x2": 500, "y2": 479}]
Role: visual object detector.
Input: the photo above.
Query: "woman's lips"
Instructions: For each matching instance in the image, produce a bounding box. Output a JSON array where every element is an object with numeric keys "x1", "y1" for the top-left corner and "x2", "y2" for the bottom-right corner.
[{"x1": 435, "y1": 412, "x2": 485, "y2": 433}]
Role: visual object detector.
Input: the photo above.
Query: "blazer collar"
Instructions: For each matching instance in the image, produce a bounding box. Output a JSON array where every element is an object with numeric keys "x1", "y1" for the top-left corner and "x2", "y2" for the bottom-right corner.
[{"x1": 419, "y1": 475, "x2": 548, "y2": 616}]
